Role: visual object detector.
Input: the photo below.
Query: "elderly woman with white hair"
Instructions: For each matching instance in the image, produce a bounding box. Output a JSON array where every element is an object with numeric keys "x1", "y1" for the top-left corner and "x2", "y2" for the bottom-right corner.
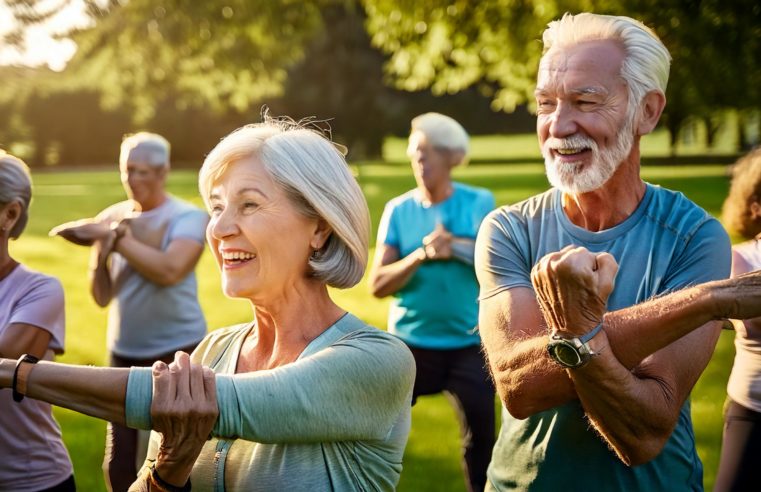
[
  {"x1": 0, "y1": 151, "x2": 74, "y2": 491},
  {"x1": 369, "y1": 113, "x2": 495, "y2": 492},
  {"x1": 0, "y1": 119, "x2": 415, "y2": 491}
]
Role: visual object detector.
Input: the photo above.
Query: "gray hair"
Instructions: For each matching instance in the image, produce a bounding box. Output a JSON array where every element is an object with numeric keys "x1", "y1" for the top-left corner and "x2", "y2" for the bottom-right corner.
[
  {"x1": 199, "y1": 119, "x2": 370, "y2": 289},
  {"x1": 0, "y1": 150, "x2": 32, "y2": 239},
  {"x1": 408, "y1": 112, "x2": 470, "y2": 165},
  {"x1": 542, "y1": 13, "x2": 671, "y2": 122},
  {"x1": 120, "y1": 132, "x2": 171, "y2": 169}
]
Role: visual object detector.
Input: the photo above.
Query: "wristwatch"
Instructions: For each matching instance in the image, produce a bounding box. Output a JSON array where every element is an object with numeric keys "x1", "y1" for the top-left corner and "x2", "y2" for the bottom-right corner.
[
  {"x1": 12, "y1": 353, "x2": 40, "y2": 402},
  {"x1": 547, "y1": 323, "x2": 604, "y2": 368}
]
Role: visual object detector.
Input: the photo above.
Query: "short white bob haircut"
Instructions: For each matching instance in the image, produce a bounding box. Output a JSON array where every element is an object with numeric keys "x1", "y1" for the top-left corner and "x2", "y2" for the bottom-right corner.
[
  {"x1": 199, "y1": 118, "x2": 370, "y2": 289},
  {"x1": 0, "y1": 150, "x2": 32, "y2": 239},
  {"x1": 408, "y1": 112, "x2": 470, "y2": 166},
  {"x1": 120, "y1": 132, "x2": 171, "y2": 169},
  {"x1": 542, "y1": 13, "x2": 671, "y2": 121}
]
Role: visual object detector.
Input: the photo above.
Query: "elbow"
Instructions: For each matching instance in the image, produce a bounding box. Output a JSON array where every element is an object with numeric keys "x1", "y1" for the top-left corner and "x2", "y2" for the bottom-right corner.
[
  {"x1": 617, "y1": 435, "x2": 669, "y2": 467},
  {"x1": 495, "y1": 370, "x2": 535, "y2": 420},
  {"x1": 368, "y1": 277, "x2": 388, "y2": 299}
]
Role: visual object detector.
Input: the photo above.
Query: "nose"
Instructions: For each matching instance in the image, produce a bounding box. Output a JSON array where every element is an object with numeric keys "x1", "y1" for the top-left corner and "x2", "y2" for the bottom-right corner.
[
  {"x1": 547, "y1": 101, "x2": 578, "y2": 139},
  {"x1": 208, "y1": 207, "x2": 239, "y2": 241}
]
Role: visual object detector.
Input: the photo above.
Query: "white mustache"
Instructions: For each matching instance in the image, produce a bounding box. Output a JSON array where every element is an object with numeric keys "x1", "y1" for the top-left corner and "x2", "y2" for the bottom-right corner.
[{"x1": 542, "y1": 135, "x2": 598, "y2": 155}]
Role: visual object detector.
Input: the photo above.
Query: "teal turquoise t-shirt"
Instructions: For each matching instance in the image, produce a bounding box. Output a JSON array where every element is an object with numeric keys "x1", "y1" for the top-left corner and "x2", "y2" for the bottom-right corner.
[
  {"x1": 378, "y1": 182, "x2": 495, "y2": 349},
  {"x1": 475, "y1": 183, "x2": 731, "y2": 491}
]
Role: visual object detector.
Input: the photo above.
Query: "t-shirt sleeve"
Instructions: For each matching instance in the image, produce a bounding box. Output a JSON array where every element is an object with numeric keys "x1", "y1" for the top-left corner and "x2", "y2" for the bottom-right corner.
[
  {"x1": 660, "y1": 218, "x2": 731, "y2": 292},
  {"x1": 475, "y1": 207, "x2": 533, "y2": 300},
  {"x1": 167, "y1": 209, "x2": 208, "y2": 244},
  {"x1": 376, "y1": 202, "x2": 399, "y2": 249},
  {"x1": 11, "y1": 276, "x2": 66, "y2": 353},
  {"x1": 125, "y1": 331, "x2": 415, "y2": 443}
]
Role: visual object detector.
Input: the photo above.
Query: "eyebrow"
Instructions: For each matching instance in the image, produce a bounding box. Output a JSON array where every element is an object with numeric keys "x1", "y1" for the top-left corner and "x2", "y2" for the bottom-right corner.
[
  {"x1": 534, "y1": 86, "x2": 608, "y2": 97},
  {"x1": 209, "y1": 187, "x2": 269, "y2": 201}
]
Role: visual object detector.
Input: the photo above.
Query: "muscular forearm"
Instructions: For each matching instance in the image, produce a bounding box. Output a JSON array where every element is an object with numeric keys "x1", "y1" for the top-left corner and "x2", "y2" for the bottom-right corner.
[
  {"x1": 500, "y1": 282, "x2": 723, "y2": 417},
  {"x1": 0, "y1": 359, "x2": 129, "y2": 424},
  {"x1": 370, "y1": 249, "x2": 426, "y2": 298}
]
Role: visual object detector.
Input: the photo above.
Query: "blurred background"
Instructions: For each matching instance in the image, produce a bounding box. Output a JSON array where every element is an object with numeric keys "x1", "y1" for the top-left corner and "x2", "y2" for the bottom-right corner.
[{"x1": 0, "y1": 0, "x2": 759, "y2": 167}]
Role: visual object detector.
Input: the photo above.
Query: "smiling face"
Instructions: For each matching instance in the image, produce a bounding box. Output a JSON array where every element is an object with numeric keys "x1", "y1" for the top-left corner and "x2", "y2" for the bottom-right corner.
[
  {"x1": 120, "y1": 159, "x2": 167, "y2": 211},
  {"x1": 206, "y1": 156, "x2": 325, "y2": 302},
  {"x1": 536, "y1": 40, "x2": 636, "y2": 194}
]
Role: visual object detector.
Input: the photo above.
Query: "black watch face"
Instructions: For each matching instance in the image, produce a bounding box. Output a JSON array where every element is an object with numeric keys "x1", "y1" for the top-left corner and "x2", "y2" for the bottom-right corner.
[{"x1": 550, "y1": 341, "x2": 582, "y2": 367}]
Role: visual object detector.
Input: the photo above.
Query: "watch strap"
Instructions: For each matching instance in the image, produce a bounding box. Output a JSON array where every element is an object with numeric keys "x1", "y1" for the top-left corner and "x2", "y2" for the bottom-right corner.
[
  {"x1": 12, "y1": 353, "x2": 40, "y2": 403},
  {"x1": 577, "y1": 322, "x2": 604, "y2": 345}
]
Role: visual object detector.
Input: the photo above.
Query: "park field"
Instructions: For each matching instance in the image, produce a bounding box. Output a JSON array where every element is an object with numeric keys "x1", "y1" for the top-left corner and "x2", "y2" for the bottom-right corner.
[{"x1": 12, "y1": 131, "x2": 737, "y2": 491}]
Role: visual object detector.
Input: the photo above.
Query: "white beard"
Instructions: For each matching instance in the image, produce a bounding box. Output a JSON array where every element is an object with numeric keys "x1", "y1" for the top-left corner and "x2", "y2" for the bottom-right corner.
[{"x1": 542, "y1": 116, "x2": 635, "y2": 194}]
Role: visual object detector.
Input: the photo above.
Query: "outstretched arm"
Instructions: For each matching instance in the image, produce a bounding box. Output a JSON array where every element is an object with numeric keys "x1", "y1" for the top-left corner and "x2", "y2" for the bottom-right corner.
[{"x1": 0, "y1": 359, "x2": 129, "y2": 423}]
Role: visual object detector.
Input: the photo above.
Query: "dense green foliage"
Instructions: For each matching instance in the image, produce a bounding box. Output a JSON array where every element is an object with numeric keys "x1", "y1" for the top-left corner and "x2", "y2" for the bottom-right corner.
[{"x1": 10, "y1": 132, "x2": 736, "y2": 490}]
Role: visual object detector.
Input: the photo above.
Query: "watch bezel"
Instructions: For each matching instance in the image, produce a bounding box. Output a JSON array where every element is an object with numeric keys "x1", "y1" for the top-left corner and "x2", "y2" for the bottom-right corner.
[{"x1": 547, "y1": 336, "x2": 591, "y2": 368}]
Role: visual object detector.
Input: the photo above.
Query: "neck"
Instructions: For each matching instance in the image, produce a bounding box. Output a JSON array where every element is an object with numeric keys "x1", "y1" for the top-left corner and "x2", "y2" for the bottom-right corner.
[
  {"x1": 0, "y1": 247, "x2": 18, "y2": 282},
  {"x1": 241, "y1": 282, "x2": 344, "y2": 370},
  {"x1": 134, "y1": 192, "x2": 167, "y2": 212},
  {"x1": 420, "y1": 181, "x2": 453, "y2": 205},
  {"x1": 562, "y1": 153, "x2": 645, "y2": 231}
]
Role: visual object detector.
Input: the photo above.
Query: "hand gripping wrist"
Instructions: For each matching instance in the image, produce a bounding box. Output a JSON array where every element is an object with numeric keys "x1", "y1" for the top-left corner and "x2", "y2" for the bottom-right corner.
[{"x1": 150, "y1": 462, "x2": 191, "y2": 492}]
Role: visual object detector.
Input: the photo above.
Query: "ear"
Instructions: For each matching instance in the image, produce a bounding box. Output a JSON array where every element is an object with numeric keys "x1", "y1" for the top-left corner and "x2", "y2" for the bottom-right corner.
[
  {"x1": 310, "y1": 219, "x2": 333, "y2": 251},
  {"x1": 448, "y1": 150, "x2": 466, "y2": 169},
  {"x1": 0, "y1": 201, "x2": 22, "y2": 235},
  {"x1": 636, "y1": 90, "x2": 666, "y2": 136},
  {"x1": 750, "y1": 200, "x2": 761, "y2": 221}
]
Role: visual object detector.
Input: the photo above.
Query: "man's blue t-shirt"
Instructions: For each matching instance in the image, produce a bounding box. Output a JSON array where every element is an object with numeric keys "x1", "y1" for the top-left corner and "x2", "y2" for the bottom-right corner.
[
  {"x1": 475, "y1": 183, "x2": 731, "y2": 491},
  {"x1": 378, "y1": 182, "x2": 495, "y2": 349}
]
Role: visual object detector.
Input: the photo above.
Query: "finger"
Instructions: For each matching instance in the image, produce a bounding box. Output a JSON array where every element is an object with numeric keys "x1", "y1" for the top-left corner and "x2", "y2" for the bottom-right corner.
[
  {"x1": 189, "y1": 360, "x2": 205, "y2": 400},
  {"x1": 171, "y1": 351, "x2": 192, "y2": 400},
  {"x1": 595, "y1": 252, "x2": 619, "y2": 298},
  {"x1": 151, "y1": 361, "x2": 171, "y2": 415}
]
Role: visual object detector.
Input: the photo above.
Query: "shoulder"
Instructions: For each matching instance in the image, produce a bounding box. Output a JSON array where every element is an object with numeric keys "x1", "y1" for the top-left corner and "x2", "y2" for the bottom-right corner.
[
  {"x1": 644, "y1": 184, "x2": 718, "y2": 240},
  {"x1": 14, "y1": 265, "x2": 64, "y2": 299},
  {"x1": 385, "y1": 190, "x2": 418, "y2": 211},
  {"x1": 328, "y1": 315, "x2": 415, "y2": 371},
  {"x1": 482, "y1": 189, "x2": 556, "y2": 234},
  {"x1": 454, "y1": 182, "x2": 494, "y2": 201}
]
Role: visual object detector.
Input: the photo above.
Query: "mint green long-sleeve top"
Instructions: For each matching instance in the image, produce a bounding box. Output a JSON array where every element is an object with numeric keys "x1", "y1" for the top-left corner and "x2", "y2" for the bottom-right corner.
[{"x1": 125, "y1": 313, "x2": 415, "y2": 491}]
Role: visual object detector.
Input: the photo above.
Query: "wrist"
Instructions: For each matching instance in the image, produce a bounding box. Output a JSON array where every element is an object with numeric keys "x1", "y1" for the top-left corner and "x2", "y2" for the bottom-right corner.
[
  {"x1": 416, "y1": 247, "x2": 428, "y2": 262},
  {"x1": 151, "y1": 461, "x2": 191, "y2": 492}
]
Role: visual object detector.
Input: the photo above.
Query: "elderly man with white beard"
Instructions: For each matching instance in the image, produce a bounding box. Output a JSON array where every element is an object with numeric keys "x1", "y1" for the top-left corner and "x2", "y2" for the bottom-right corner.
[{"x1": 475, "y1": 13, "x2": 732, "y2": 491}]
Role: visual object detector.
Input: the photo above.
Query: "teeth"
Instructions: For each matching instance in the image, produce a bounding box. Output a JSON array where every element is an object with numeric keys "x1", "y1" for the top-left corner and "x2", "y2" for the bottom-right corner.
[
  {"x1": 556, "y1": 148, "x2": 584, "y2": 155},
  {"x1": 222, "y1": 251, "x2": 256, "y2": 261}
]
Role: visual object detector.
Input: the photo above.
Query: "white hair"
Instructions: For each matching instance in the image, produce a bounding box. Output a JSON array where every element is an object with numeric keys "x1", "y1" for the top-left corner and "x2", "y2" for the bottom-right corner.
[
  {"x1": 199, "y1": 119, "x2": 370, "y2": 289},
  {"x1": 0, "y1": 150, "x2": 32, "y2": 239},
  {"x1": 120, "y1": 132, "x2": 171, "y2": 169},
  {"x1": 543, "y1": 13, "x2": 671, "y2": 120},
  {"x1": 408, "y1": 112, "x2": 469, "y2": 164}
]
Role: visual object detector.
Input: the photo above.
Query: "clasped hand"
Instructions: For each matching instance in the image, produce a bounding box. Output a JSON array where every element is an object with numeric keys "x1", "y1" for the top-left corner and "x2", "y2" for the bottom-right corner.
[
  {"x1": 422, "y1": 223, "x2": 452, "y2": 260},
  {"x1": 150, "y1": 352, "x2": 219, "y2": 483},
  {"x1": 531, "y1": 246, "x2": 619, "y2": 337}
]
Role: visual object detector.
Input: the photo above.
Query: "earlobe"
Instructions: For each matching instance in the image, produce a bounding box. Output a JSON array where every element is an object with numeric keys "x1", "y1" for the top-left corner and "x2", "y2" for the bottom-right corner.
[
  {"x1": 310, "y1": 219, "x2": 333, "y2": 251},
  {"x1": 636, "y1": 91, "x2": 666, "y2": 136}
]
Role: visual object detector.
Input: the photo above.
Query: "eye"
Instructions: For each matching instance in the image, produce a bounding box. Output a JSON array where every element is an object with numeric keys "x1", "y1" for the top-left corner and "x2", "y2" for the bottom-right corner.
[
  {"x1": 209, "y1": 203, "x2": 224, "y2": 215},
  {"x1": 241, "y1": 201, "x2": 259, "y2": 212}
]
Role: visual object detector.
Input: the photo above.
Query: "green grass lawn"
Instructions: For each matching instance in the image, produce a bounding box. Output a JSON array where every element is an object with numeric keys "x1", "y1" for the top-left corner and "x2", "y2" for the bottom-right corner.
[{"x1": 11, "y1": 131, "x2": 735, "y2": 490}]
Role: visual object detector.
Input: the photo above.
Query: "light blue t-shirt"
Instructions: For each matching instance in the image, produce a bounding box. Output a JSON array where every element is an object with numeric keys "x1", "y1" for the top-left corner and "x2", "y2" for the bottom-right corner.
[
  {"x1": 378, "y1": 182, "x2": 495, "y2": 349},
  {"x1": 475, "y1": 183, "x2": 731, "y2": 491},
  {"x1": 97, "y1": 196, "x2": 209, "y2": 359}
]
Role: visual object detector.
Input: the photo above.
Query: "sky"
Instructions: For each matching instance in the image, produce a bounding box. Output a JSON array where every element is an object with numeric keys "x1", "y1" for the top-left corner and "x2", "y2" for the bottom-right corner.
[{"x1": 0, "y1": 0, "x2": 92, "y2": 71}]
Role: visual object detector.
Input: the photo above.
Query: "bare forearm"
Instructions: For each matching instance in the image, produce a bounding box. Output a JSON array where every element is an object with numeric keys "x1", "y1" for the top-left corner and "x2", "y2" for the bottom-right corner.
[
  {"x1": 490, "y1": 337, "x2": 576, "y2": 419},
  {"x1": 0, "y1": 359, "x2": 129, "y2": 424},
  {"x1": 89, "y1": 242, "x2": 113, "y2": 306},
  {"x1": 114, "y1": 237, "x2": 200, "y2": 287},
  {"x1": 370, "y1": 249, "x2": 426, "y2": 297},
  {"x1": 450, "y1": 237, "x2": 475, "y2": 265}
]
